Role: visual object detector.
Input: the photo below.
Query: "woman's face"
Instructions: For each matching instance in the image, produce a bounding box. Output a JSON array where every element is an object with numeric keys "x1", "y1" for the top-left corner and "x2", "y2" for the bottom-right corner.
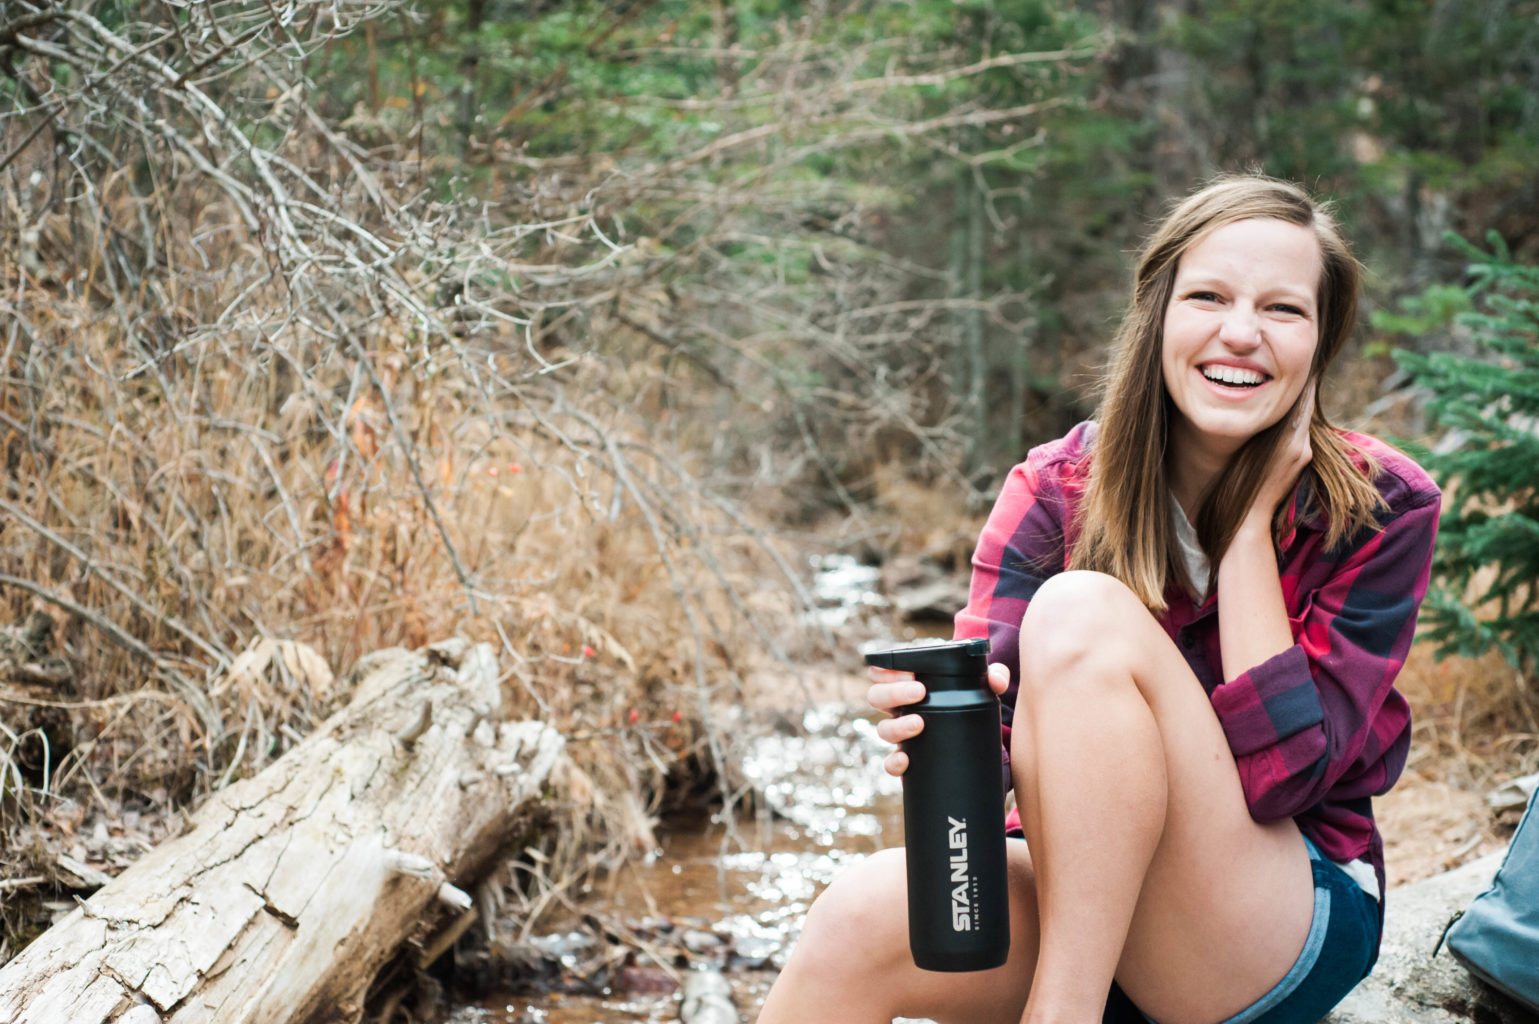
[{"x1": 1160, "y1": 217, "x2": 1322, "y2": 461}]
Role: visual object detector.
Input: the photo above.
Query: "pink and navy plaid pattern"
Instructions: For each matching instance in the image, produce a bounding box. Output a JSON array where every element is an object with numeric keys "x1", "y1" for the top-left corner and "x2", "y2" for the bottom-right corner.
[{"x1": 956, "y1": 421, "x2": 1441, "y2": 899}]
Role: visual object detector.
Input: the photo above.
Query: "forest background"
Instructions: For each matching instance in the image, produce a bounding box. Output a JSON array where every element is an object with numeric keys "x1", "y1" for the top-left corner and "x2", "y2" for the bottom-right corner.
[{"x1": 2, "y1": 0, "x2": 1538, "y2": 997}]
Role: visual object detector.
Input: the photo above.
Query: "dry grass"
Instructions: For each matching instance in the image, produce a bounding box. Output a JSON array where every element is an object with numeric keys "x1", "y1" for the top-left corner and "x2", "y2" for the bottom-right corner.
[
  {"x1": 1379, "y1": 634, "x2": 1539, "y2": 886},
  {"x1": 0, "y1": 191, "x2": 819, "y2": 957},
  {"x1": 0, "y1": 2, "x2": 1530, "y2": 981},
  {"x1": 1398, "y1": 643, "x2": 1539, "y2": 787},
  {"x1": 864, "y1": 461, "x2": 984, "y2": 571}
]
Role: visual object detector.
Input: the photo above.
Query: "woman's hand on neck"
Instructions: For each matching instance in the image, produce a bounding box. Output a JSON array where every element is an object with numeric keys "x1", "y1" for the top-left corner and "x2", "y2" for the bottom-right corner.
[
  {"x1": 1167, "y1": 383, "x2": 1316, "y2": 528},
  {"x1": 1241, "y1": 384, "x2": 1317, "y2": 536}
]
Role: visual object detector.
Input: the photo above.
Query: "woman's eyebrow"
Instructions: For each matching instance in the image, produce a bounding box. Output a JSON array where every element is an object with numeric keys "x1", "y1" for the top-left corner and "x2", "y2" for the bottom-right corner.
[
  {"x1": 1172, "y1": 274, "x2": 1223, "y2": 288},
  {"x1": 1261, "y1": 286, "x2": 1317, "y2": 305}
]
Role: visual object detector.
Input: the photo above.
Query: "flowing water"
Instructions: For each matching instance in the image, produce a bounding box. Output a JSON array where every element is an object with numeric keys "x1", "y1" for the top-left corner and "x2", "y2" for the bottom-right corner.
[
  {"x1": 446, "y1": 703, "x2": 905, "y2": 1023},
  {"x1": 443, "y1": 555, "x2": 924, "y2": 1024}
]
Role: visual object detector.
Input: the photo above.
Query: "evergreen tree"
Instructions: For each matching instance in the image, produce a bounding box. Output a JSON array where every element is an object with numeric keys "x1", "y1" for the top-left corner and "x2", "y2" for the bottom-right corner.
[{"x1": 1386, "y1": 236, "x2": 1539, "y2": 682}]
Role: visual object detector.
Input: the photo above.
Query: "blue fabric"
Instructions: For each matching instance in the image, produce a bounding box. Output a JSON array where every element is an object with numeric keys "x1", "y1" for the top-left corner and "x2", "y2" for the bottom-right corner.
[
  {"x1": 1102, "y1": 838, "x2": 1380, "y2": 1024},
  {"x1": 1446, "y1": 788, "x2": 1539, "y2": 1010}
]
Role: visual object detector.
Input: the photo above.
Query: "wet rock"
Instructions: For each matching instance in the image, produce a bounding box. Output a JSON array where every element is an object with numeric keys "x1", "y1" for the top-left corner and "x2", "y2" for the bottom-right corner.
[
  {"x1": 528, "y1": 930, "x2": 596, "y2": 963},
  {"x1": 1487, "y1": 773, "x2": 1538, "y2": 817},
  {"x1": 614, "y1": 964, "x2": 679, "y2": 995},
  {"x1": 881, "y1": 555, "x2": 967, "y2": 623},
  {"x1": 1328, "y1": 852, "x2": 1533, "y2": 1023},
  {"x1": 462, "y1": 939, "x2": 563, "y2": 994},
  {"x1": 638, "y1": 914, "x2": 677, "y2": 935},
  {"x1": 809, "y1": 554, "x2": 886, "y2": 630},
  {"x1": 682, "y1": 928, "x2": 726, "y2": 955},
  {"x1": 680, "y1": 969, "x2": 736, "y2": 1024},
  {"x1": 726, "y1": 933, "x2": 781, "y2": 970},
  {"x1": 454, "y1": 926, "x2": 616, "y2": 999}
]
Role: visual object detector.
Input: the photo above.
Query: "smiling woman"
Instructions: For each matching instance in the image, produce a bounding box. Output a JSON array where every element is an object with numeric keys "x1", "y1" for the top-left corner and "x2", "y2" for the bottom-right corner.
[{"x1": 758, "y1": 175, "x2": 1442, "y2": 1024}]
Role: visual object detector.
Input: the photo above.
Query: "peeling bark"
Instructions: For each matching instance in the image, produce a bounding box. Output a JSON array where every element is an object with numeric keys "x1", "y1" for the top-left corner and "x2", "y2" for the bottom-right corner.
[{"x1": 0, "y1": 639, "x2": 564, "y2": 1024}]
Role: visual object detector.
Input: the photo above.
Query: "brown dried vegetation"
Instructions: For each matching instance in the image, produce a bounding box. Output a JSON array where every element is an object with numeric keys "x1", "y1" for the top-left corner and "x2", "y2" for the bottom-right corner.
[{"x1": 0, "y1": 0, "x2": 849, "y2": 959}]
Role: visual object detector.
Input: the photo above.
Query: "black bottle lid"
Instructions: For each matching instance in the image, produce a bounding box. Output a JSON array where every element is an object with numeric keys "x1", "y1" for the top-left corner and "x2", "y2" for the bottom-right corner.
[{"x1": 863, "y1": 637, "x2": 989, "y2": 676}]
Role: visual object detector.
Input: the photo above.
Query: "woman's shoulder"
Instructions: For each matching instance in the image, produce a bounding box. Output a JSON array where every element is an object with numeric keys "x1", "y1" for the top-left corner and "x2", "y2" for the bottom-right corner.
[
  {"x1": 1333, "y1": 428, "x2": 1441, "y2": 513},
  {"x1": 992, "y1": 422, "x2": 1097, "y2": 528},
  {"x1": 1021, "y1": 420, "x2": 1098, "y2": 477}
]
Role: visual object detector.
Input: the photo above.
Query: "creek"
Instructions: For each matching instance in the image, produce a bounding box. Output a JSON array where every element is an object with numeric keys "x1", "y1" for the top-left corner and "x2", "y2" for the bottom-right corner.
[
  {"x1": 444, "y1": 704, "x2": 903, "y2": 1024},
  {"x1": 443, "y1": 555, "x2": 929, "y2": 1024}
]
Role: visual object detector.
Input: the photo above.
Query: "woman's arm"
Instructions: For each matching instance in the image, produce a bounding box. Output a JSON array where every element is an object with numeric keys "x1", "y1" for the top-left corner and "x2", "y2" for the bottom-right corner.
[
  {"x1": 1210, "y1": 381, "x2": 1440, "y2": 821},
  {"x1": 1209, "y1": 385, "x2": 1444, "y2": 823},
  {"x1": 1210, "y1": 494, "x2": 1438, "y2": 820},
  {"x1": 1215, "y1": 518, "x2": 1295, "y2": 682}
]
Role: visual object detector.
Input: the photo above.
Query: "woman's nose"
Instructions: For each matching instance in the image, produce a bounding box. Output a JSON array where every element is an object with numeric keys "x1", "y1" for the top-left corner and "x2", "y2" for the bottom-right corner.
[{"x1": 1217, "y1": 304, "x2": 1261, "y2": 346}]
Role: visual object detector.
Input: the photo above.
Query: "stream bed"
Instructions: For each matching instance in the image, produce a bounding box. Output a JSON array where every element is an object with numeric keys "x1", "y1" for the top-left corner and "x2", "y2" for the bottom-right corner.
[
  {"x1": 445, "y1": 701, "x2": 906, "y2": 1024},
  {"x1": 441, "y1": 553, "x2": 925, "y2": 1023}
]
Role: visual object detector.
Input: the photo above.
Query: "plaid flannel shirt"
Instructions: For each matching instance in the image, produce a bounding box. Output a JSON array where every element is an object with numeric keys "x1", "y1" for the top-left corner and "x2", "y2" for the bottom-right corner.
[{"x1": 955, "y1": 420, "x2": 1441, "y2": 898}]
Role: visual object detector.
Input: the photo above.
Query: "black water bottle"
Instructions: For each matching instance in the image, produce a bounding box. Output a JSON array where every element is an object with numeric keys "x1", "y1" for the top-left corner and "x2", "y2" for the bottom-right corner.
[{"x1": 865, "y1": 638, "x2": 1009, "y2": 972}]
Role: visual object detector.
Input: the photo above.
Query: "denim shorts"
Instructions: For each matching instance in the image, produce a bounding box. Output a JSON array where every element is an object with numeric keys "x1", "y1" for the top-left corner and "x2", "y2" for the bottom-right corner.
[{"x1": 1103, "y1": 836, "x2": 1381, "y2": 1024}]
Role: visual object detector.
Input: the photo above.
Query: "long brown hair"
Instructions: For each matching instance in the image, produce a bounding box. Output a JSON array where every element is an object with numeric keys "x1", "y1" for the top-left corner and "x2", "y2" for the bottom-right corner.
[{"x1": 1069, "y1": 174, "x2": 1387, "y2": 611}]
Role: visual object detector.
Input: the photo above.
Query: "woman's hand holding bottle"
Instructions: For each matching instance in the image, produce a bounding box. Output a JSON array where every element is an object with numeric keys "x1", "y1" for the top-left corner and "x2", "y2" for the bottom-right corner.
[{"x1": 867, "y1": 661, "x2": 1010, "y2": 777}]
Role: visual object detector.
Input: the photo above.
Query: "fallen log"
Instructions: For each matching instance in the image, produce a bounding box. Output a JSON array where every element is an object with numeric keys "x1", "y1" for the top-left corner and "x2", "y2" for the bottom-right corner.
[{"x1": 0, "y1": 638, "x2": 564, "y2": 1024}]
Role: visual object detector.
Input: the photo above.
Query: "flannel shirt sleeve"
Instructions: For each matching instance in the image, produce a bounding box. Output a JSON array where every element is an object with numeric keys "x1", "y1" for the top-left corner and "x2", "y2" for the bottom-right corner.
[
  {"x1": 952, "y1": 456, "x2": 1066, "y2": 785},
  {"x1": 1210, "y1": 491, "x2": 1440, "y2": 822}
]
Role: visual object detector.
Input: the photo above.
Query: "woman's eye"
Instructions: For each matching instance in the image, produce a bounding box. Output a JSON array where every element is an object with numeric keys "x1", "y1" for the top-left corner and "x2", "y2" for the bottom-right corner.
[
  {"x1": 1188, "y1": 291, "x2": 1220, "y2": 302},
  {"x1": 1270, "y1": 303, "x2": 1306, "y2": 316}
]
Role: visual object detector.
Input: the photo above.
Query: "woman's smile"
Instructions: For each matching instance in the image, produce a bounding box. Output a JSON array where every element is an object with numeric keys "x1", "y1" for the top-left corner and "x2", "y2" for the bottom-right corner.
[{"x1": 1196, "y1": 358, "x2": 1273, "y2": 399}]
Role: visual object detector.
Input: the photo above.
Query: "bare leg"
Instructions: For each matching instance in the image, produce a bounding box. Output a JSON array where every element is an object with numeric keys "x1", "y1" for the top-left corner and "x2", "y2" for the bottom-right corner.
[
  {"x1": 1012, "y1": 571, "x2": 1314, "y2": 1024},
  {"x1": 757, "y1": 844, "x2": 1041, "y2": 1024},
  {"x1": 1014, "y1": 595, "x2": 1167, "y2": 1021}
]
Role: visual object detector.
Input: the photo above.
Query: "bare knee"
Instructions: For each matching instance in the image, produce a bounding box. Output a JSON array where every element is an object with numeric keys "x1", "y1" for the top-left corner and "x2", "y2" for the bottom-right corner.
[
  {"x1": 760, "y1": 849, "x2": 914, "y2": 1021},
  {"x1": 786, "y1": 847, "x2": 910, "y2": 987},
  {"x1": 1019, "y1": 570, "x2": 1143, "y2": 684}
]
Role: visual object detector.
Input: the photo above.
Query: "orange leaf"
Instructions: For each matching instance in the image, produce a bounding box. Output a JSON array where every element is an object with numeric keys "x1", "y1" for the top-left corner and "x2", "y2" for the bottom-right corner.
[
  {"x1": 347, "y1": 398, "x2": 379, "y2": 460},
  {"x1": 332, "y1": 492, "x2": 352, "y2": 546}
]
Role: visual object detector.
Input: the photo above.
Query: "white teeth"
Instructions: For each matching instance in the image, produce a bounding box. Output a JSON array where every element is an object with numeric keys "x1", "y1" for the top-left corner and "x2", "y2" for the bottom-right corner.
[{"x1": 1201, "y1": 365, "x2": 1267, "y2": 386}]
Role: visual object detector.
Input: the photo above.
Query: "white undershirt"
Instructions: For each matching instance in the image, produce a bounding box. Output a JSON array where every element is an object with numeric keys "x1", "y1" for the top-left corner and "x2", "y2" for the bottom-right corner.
[
  {"x1": 1170, "y1": 494, "x2": 1210, "y2": 601},
  {"x1": 1168, "y1": 496, "x2": 1381, "y2": 901}
]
